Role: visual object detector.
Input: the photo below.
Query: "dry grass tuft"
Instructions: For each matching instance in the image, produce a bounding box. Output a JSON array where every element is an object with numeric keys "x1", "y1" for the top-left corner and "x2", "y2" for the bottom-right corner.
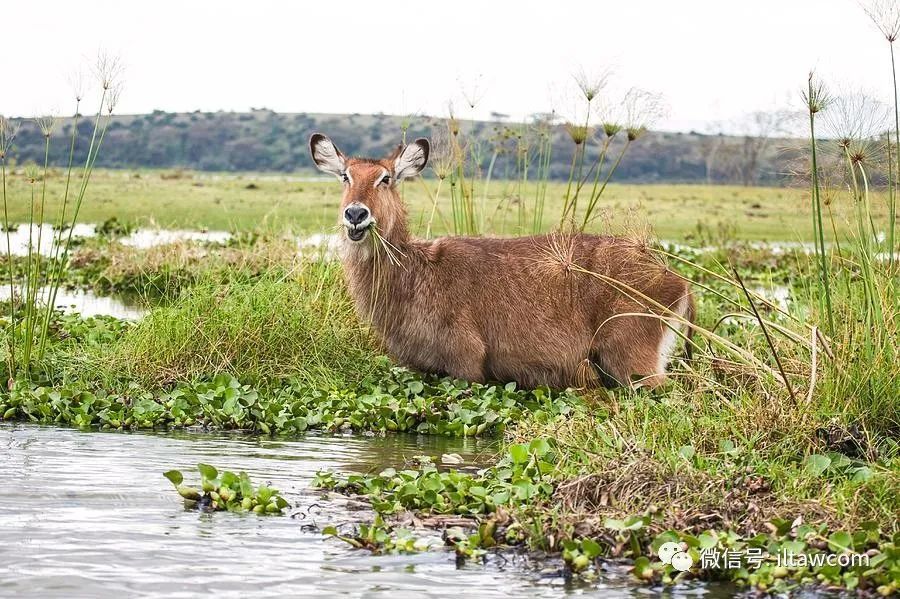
[{"x1": 552, "y1": 455, "x2": 835, "y2": 538}]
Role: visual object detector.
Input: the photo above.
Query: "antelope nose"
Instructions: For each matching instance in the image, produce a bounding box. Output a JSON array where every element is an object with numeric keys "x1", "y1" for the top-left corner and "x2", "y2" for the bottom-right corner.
[{"x1": 344, "y1": 205, "x2": 370, "y2": 226}]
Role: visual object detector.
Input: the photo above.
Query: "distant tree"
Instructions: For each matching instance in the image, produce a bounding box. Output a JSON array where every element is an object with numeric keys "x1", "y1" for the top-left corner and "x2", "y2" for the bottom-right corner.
[
  {"x1": 696, "y1": 124, "x2": 725, "y2": 184},
  {"x1": 733, "y1": 109, "x2": 794, "y2": 186}
]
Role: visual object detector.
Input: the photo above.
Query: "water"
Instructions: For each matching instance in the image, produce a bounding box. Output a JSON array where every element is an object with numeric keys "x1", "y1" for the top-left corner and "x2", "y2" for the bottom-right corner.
[
  {"x1": 2, "y1": 223, "x2": 97, "y2": 256},
  {"x1": 119, "y1": 228, "x2": 231, "y2": 249},
  {"x1": 1, "y1": 224, "x2": 341, "y2": 258},
  {"x1": 0, "y1": 424, "x2": 738, "y2": 598},
  {"x1": 0, "y1": 285, "x2": 146, "y2": 320},
  {"x1": 298, "y1": 232, "x2": 341, "y2": 259},
  {"x1": 0, "y1": 224, "x2": 232, "y2": 257},
  {"x1": 751, "y1": 284, "x2": 791, "y2": 311}
]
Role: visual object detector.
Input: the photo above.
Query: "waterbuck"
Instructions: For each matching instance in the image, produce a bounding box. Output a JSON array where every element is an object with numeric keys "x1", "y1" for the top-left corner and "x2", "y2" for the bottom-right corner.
[{"x1": 309, "y1": 133, "x2": 694, "y2": 389}]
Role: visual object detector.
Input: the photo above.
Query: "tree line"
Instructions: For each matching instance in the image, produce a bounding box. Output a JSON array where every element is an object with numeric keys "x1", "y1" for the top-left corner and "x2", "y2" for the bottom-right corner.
[{"x1": 4, "y1": 109, "x2": 804, "y2": 185}]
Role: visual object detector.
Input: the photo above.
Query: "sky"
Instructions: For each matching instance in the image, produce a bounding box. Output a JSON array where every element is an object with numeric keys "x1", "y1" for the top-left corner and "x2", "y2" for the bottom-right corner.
[{"x1": 2, "y1": 0, "x2": 895, "y2": 133}]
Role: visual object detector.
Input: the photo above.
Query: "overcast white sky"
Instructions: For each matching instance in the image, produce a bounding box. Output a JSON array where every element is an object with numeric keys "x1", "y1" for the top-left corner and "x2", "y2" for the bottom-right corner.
[{"x1": 2, "y1": 0, "x2": 894, "y2": 132}]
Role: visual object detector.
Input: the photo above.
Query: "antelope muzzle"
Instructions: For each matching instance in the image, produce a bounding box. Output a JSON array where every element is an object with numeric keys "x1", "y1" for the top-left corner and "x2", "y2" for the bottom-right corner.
[{"x1": 343, "y1": 203, "x2": 373, "y2": 241}]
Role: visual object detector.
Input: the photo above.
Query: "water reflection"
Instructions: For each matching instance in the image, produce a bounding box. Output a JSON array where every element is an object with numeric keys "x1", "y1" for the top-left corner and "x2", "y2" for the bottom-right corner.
[
  {"x1": 1, "y1": 223, "x2": 96, "y2": 256},
  {"x1": 0, "y1": 285, "x2": 146, "y2": 320}
]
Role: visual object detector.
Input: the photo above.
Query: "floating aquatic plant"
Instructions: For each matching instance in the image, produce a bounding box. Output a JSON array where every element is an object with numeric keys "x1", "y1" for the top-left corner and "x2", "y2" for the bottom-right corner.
[{"x1": 163, "y1": 463, "x2": 289, "y2": 514}]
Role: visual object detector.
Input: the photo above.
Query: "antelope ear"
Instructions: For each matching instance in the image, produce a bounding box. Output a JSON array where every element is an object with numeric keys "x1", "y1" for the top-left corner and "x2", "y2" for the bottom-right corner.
[
  {"x1": 309, "y1": 133, "x2": 346, "y2": 177},
  {"x1": 393, "y1": 138, "x2": 430, "y2": 180}
]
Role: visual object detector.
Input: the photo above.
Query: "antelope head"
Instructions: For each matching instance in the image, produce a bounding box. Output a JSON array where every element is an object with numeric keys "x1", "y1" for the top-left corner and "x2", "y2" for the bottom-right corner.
[{"x1": 309, "y1": 133, "x2": 429, "y2": 245}]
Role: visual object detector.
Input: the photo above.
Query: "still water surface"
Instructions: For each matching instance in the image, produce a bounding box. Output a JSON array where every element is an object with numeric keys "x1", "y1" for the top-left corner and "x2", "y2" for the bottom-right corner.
[{"x1": 0, "y1": 424, "x2": 748, "y2": 598}]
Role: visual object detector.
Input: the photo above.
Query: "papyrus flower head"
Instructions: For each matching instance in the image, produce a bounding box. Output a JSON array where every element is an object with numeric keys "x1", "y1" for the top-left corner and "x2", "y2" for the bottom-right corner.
[
  {"x1": 623, "y1": 87, "x2": 666, "y2": 141},
  {"x1": 862, "y1": 0, "x2": 900, "y2": 42}
]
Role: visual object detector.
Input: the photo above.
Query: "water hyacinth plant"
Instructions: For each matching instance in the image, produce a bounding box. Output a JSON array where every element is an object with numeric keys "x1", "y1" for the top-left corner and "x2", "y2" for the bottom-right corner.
[
  {"x1": 0, "y1": 364, "x2": 577, "y2": 437},
  {"x1": 163, "y1": 463, "x2": 290, "y2": 514}
]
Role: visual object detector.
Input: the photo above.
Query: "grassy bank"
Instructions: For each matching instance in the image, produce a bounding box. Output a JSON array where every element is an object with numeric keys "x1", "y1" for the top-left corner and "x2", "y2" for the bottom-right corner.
[
  {"x1": 306, "y1": 238, "x2": 898, "y2": 594},
  {"x1": 0, "y1": 168, "x2": 889, "y2": 241},
  {"x1": 0, "y1": 258, "x2": 576, "y2": 436},
  {"x1": 0, "y1": 235, "x2": 896, "y2": 594}
]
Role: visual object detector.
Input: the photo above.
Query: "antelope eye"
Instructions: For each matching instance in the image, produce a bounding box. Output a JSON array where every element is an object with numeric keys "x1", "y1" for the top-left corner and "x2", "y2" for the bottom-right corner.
[
  {"x1": 340, "y1": 172, "x2": 349, "y2": 183},
  {"x1": 380, "y1": 175, "x2": 391, "y2": 186}
]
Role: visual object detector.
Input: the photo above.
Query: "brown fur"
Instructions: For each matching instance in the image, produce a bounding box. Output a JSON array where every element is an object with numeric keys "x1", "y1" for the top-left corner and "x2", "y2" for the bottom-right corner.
[{"x1": 311, "y1": 136, "x2": 694, "y2": 389}]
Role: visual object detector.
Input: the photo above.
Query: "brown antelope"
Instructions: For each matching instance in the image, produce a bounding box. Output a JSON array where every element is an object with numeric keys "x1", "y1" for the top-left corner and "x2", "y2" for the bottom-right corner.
[{"x1": 309, "y1": 133, "x2": 695, "y2": 389}]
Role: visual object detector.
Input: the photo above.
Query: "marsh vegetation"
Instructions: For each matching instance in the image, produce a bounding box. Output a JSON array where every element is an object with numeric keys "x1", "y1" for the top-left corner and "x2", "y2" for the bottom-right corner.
[{"x1": 1, "y1": 17, "x2": 899, "y2": 596}]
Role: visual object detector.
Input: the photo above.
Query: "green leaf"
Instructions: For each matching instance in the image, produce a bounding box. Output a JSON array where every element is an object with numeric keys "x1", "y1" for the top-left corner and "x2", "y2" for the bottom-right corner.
[
  {"x1": 678, "y1": 445, "x2": 695, "y2": 460},
  {"x1": 651, "y1": 531, "x2": 680, "y2": 553},
  {"x1": 322, "y1": 526, "x2": 339, "y2": 536},
  {"x1": 528, "y1": 438, "x2": 551, "y2": 457},
  {"x1": 851, "y1": 466, "x2": 873, "y2": 483},
  {"x1": 698, "y1": 532, "x2": 718, "y2": 550},
  {"x1": 508, "y1": 444, "x2": 529, "y2": 465},
  {"x1": 197, "y1": 463, "x2": 218, "y2": 480},
  {"x1": 513, "y1": 480, "x2": 535, "y2": 500},
  {"x1": 781, "y1": 540, "x2": 806, "y2": 555},
  {"x1": 491, "y1": 491, "x2": 509, "y2": 505},
  {"x1": 257, "y1": 485, "x2": 274, "y2": 504},
  {"x1": 624, "y1": 515, "x2": 647, "y2": 530},
  {"x1": 239, "y1": 472, "x2": 254, "y2": 497},
  {"x1": 827, "y1": 531, "x2": 853, "y2": 553},
  {"x1": 632, "y1": 556, "x2": 652, "y2": 578},
  {"x1": 581, "y1": 538, "x2": 602, "y2": 559},
  {"x1": 826, "y1": 452, "x2": 851, "y2": 470},
  {"x1": 163, "y1": 470, "x2": 183, "y2": 486},
  {"x1": 804, "y1": 454, "x2": 831, "y2": 476},
  {"x1": 604, "y1": 518, "x2": 625, "y2": 531},
  {"x1": 176, "y1": 485, "x2": 201, "y2": 501}
]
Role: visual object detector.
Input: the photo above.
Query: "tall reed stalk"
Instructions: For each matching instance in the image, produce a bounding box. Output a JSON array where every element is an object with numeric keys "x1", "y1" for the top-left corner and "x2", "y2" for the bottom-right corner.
[
  {"x1": 434, "y1": 72, "x2": 656, "y2": 237},
  {"x1": 890, "y1": 43, "x2": 899, "y2": 269},
  {"x1": 863, "y1": 0, "x2": 900, "y2": 269},
  {"x1": 803, "y1": 74, "x2": 834, "y2": 335},
  {"x1": 21, "y1": 125, "x2": 55, "y2": 369},
  {"x1": 0, "y1": 118, "x2": 17, "y2": 377},
  {"x1": 2, "y1": 56, "x2": 119, "y2": 378},
  {"x1": 531, "y1": 123, "x2": 553, "y2": 234},
  {"x1": 805, "y1": 61, "x2": 898, "y2": 430}
]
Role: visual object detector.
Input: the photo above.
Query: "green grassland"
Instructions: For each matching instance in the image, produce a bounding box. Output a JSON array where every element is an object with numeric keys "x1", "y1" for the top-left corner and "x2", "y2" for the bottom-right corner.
[{"x1": 3, "y1": 168, "x2": 887, "y2": 242}]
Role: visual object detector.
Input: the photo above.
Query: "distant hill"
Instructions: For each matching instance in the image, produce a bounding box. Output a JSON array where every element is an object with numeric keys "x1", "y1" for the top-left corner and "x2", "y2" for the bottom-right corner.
[{"x1": 6, "y1": 109, "x2": 805, "y2": 185}]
